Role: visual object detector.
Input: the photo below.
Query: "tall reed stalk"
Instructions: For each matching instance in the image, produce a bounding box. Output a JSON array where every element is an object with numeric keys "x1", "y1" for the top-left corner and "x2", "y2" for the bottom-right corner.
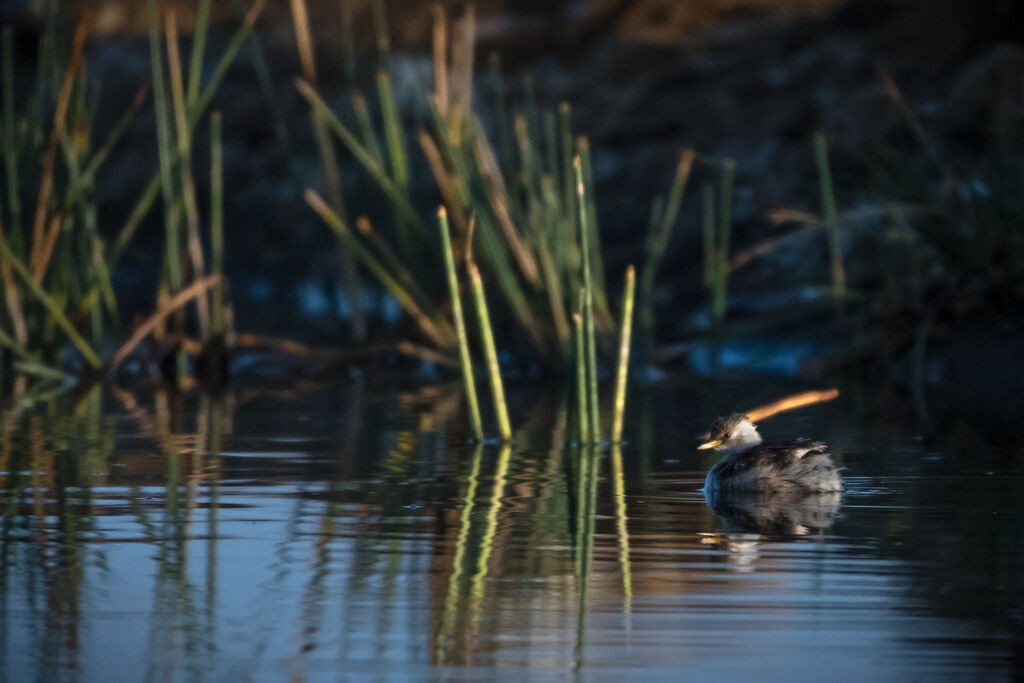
[
  {"x1": 575, "y1": 157, "x2": 601, "y2": 441},
  {"x1": 467, "y1": 255, "x2": 512, "y2": 442},
  {"x1": 438, "y1": 207, "x2": 483, "y2": 441},
  {"x1": 573, "y1": 295, "x2": 588, "y2": 445},
  {"x1": 611, "y1": 266, "x2": 635, "y2": 444}
]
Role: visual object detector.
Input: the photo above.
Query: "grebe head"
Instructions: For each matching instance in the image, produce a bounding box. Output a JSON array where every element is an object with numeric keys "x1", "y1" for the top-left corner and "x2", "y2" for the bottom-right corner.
[{"x1": 698, "y1": 413, "x2": 763, "y2": 455}]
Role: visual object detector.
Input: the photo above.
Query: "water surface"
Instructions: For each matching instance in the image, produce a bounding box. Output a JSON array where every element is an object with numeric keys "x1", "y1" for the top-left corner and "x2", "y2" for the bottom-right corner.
[{"x1": 1, "y1": 380, "x2": 1021, "y2": 680}]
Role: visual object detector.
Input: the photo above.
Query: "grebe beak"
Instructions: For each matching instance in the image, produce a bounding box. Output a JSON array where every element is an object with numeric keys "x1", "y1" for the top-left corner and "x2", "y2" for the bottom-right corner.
[{"x1": 697, "y1": 439, "x2": 722, "y2": 450}]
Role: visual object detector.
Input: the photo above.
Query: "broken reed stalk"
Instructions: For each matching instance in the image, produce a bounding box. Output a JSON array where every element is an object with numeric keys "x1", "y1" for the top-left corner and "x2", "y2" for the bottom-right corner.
[
  {"x1": 611, "y1": 266, "x2": 635, "y2": 444},
  {"x1": 438, "y1": 207, "x2": 483, "y2": 441},
  {"x1": 574, "y1": 156, "x2": 601, "y2": 442},
  {"x1": 107, "y1": 273, "x2": 225, "y2": 374},
  {"x1": 467, "y1": 257, "x2": 512, "y2": 442},
  {"x1": 814, "y1": 132, "x2": 845, "y2": 301}
]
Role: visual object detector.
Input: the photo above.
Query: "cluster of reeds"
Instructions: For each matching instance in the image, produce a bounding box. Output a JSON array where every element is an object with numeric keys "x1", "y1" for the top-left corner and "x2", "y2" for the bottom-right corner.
[
  {"x1": 0, "y1": 1, "x2": 262, "y2": 394},
  {"x1": 292, "y1": 2, "x2": 663, "y2": 441},
  {"x1": 293, "y1": 4, "x2": 667, "y2": 362},
  {"x1": 0, "y1": 16, "x2": 117, "y2": 383},
  {"x1": 141, "y1": 0, "x2": 260, "y2": 378}
]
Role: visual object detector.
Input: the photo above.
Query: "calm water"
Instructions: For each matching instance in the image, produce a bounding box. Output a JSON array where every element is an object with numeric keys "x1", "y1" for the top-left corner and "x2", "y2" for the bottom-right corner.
[{"x1": 1, "y1": 379, "x2": 1022, "y2": 681}]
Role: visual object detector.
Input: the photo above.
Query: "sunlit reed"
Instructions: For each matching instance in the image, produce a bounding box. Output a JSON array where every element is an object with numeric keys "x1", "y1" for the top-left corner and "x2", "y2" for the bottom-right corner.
[
  {"x1": 574, "y1": 157, "x2": 601, "y2": 441},
  {"x1": 468, "y1": 259, "x2": 512, "y2": 441},
  {"x1": 612, "y1": 266, "x2": 636, "y2": 444},
  {"x1": 438, "y1": 207, "x2": 484, "y2": 441}
]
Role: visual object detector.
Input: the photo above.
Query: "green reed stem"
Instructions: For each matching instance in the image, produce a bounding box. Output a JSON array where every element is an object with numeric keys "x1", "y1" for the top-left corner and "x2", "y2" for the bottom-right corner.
[
  {"x1": 468, "y1": 261, "x2": 511, "y2": 441},
  {"x1": 376, "y1": 71, "x2": 408, "y2": 190},
  {"x1": 167, "y1": 12, "x2": 210, "y2": 339},
  {"x1": 377, "y1": 70, "x2": 416, "y2": 268},
  {"x1": 186, "y1": 0, "x2": 211, "y2": 105},
  {"x1": 438, "y1": 207, "x2": 483, "y2": 441},
  {"x1": 578, "y1": 137, "x2": 611, "y2": 328},
  {"x1": 611, "y1": 265, "x2": 635, "y2": 444},
  {"x1": 575, "y1": 156, "x2": 600, "y2": 442},
  {"x1": 573, "y1": 293, "x2": 588, "y2": 445},
  {"x1": 351, "y1": 93, "x2": 385, "y2": 165},
  {"x1": 0, "y1": 238, "x2": 100, "y2": 369},
  {"x1": 210, "y1": 111, "x2": 225, "y2": 336},
  {"x1": 814, "y1": 132, "x2": 845, "y2": 299},
  {"x1": 94, "y1": 2, "x2": 259, "y2": 290},
  {"x1": 146, "y1": 0, "x2": 181, "y2": 294}
]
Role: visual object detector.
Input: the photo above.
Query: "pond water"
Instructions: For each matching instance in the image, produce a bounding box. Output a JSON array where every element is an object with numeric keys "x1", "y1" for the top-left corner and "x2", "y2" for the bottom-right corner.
[{"x1": 1, "y1": 378, "x2": 1021, "y2": 680}]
